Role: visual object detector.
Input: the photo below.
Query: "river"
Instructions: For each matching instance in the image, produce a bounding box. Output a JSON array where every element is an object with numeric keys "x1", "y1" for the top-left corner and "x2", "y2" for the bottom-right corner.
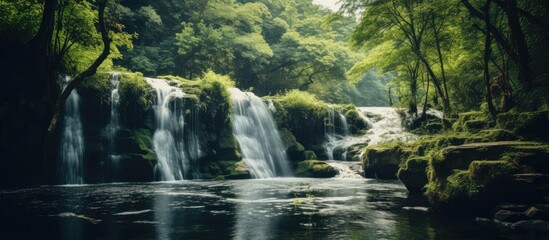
[{"x1": 0, "y1": 179, "x2": 503, "y2": 239}]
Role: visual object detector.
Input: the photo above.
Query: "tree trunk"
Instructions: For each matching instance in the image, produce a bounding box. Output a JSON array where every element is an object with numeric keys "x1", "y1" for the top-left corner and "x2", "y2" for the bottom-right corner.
[
  {"x1": 44, "y1": 0, "x2": 111, "y2": 182},
  {"x1": 483, "y1": 0, "x2": 497, "y2": 116},
  {"x1": 505, "y1": 0, "x2": 532, "y2": 89},
  {"x1": 422, "y1": 73, "x2": 430, "y2": 121}
]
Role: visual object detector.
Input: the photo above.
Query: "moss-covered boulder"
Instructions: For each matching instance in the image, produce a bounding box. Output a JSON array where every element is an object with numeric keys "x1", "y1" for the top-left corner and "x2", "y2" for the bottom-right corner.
[
  {"x1": 273, "y1": 90, "x2": 330, "y2": 151},
  {"x1": 361, "y1": 143, "x2": 411, "y2": 179},
  {"x1": 118, "y1": 72, "x2": 154, "y2": 129},
  {"x1": 279, "y1": 128, "x2": 305, "y2": 161},
  {"x1": 398, "y1": 156, "x2": 429, "y2": 194},
  {"x1": 295, "y1": 160, "x2": 337, "y2": 178},
  {"x1": 497, "y1": 110, "x2": 549, "y2": 140},
  {"x1": 453, "y1": 111, "x2": 493, "y2": 132},
  {"x1": 429, "y1": 141, "x2": 540, "y2": 182},
  {"x1": 344, "y1": 108, "x2": 369, "y2": 134},
  {"x1": 204, "y1": 160, "x2": 251, "y2": 180}
]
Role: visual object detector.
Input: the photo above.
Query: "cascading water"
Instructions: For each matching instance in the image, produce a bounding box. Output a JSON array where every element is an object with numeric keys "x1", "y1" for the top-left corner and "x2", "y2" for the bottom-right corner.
[
  {"x1": 59, "y1": 76, "x2": 85, "y2": 184},
  {"x1": 229, "y1": 88, "x2": 292, "y2": 178},
  {"x1": 325, "y1": 161, "x2": 363, "y2": 179},
  {"x1": 147, "y1": 78, "x2": 201, "y2": 181},
  {"x1": 324, "y1": 106, "x2": 350, "y2": 160},
  {"x1": 323, "y1": 107, "x2": 417, "y2": 161},
  {"x1": 107, "y1": 73, "x2": 121, "y2": 172}
]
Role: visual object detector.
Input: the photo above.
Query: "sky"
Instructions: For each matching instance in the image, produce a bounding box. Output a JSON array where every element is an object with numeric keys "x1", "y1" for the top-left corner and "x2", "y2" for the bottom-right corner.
[{"x1": 312, "y1": 0, "x2": 340, "y2": 12}]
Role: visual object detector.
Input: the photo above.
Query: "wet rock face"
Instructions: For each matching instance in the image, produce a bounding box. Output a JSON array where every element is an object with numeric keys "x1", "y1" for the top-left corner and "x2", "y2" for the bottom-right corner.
[{"x1": 398, "y1": 157, "x2": 428, "y2": 194}]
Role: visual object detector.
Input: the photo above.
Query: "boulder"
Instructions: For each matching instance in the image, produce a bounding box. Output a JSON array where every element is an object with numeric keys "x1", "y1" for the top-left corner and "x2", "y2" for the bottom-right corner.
[
  {"x1": 295, "y1": 160, "x2": 337, "y2": 178},
  {"x1": 430, "y1": 141, "x2": 539, "y2": 181},
  {"x1": 511, "y1": 220, "x2": 549, "y2": 233},
  {"x1": 494, "y1": 210, "x2": 526, "y2": 223},
  {"x1": 398, "y1": 156, "x2": 428, "y2": 194},
  {"x1": 362, "y1": 144, "x2": 410, "y2": 179}
]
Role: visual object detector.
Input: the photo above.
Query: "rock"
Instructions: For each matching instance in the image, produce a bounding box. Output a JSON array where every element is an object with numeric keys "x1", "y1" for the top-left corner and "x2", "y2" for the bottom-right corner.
[
  {"x1": 398, "y1": 156, "x2": 428, "y2": 194},
  {"x1": 511, "y1": 220, "x2": 549, "y2": 232},
  {"x1": 362, "y1": 144, "x2": 410, "y2": 179},
  {"x1": 295, "y1": 160, "x2": 337, "y2": 178},
  {"x1": 279, "y1": 128, "x2": 306, "y2": 161},
  {"x1": 497, "y1": 110, "x2": 549, "y2": 140},
  {"x1": 524, "y1": 207, "x2": 549, "y2": 221},
  {"x1": 303, "y1": 151, "x2": 317, "y2": 160},
  {"x1": 494, "y1": 210, "x2": 526, "y2": 223},
  {"x1": 431, "y1": 141, "x2": 539, "y2": 181}
]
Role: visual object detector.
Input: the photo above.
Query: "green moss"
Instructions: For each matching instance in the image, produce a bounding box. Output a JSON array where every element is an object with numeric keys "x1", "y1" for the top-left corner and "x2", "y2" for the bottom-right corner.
[
  {"x1": 453, "y1": 111, "x2": 493, "y2": 132},
  {"x1": 276, "y1": 90, "x2": 330, "y2": 148},
  {"x1": 295, "y1": 160, "x2": 337, "y2": 178},
  {"x1": 426, "y1": 160, "x2": 519, "y2": 203},
  {"x1": 344, "y1": 108, "x2": 368, "y2": 134},
  {"x1": 496, "y1": 110, "x2": 549, "y2": 140},
  {"x1": 278, "y1": 128, "x2": 305, "y2": 161},
  {"x1": 78, "y1": 72, "x2": 111, "y2": 106},
  {"x1": 303, "y1": 151, "x2": 317, "y2": 160},
  {"x1": 118, "y1": 72, "x2": 153, "y2": 128},
  {"x1": 132, "y1": 128, "x2": 156, "y2": 163}
]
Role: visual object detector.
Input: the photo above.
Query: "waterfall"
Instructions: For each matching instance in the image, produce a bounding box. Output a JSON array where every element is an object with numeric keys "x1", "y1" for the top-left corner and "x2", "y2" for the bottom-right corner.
[
  {"x1": 325, "y1": 161, "x2": 363, "y2": 179},
  {"x1": 324, "y1": 106, "x2": 350, "y2": 160},
  {"x1": 229, "y1": 88, "x2": 292, "y2": 178},
  {"x1": 107, "y1": 73, "x2": 121, "y2": 172},
  {"x1": 59, "y1": 76, "x2": 85, "y2": 184},
  {"x1": 324, "y1": 107, "x2": 417, "y2": 161},
  {"x1": 146, "y1": 78, "x2": 201, "y2": 181}
]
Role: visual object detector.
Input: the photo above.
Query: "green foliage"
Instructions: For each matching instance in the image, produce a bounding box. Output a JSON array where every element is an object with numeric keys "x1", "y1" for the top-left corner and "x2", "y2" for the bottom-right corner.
[{"x1": 118, "y1": 72, "x2": 152, "y2": 128}]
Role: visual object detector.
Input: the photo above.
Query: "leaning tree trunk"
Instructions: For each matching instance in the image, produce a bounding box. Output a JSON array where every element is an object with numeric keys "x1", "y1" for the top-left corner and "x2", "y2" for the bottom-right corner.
[{"x1": 43, "y1": 0, "x2": 111, "y2": 183}]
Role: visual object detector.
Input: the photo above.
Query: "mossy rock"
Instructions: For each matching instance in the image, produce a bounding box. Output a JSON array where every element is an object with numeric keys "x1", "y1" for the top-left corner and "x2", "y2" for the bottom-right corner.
[
  {"x1": 362, "y1": 142, "x2": 411, "y2": 179},
  {"x1": 497, "y1": 110, "x2": 549, "y2": 140},
  {"x1": 344, "y1": 108, "x2": 369, "y2": 134},
  {"x1": 118, "y1": 72, "x2": 154, "y2": 128},
  {"x1": 276, "y1": 90, "x2": 331, "y2": 148},
  {"x1": 205, "y1": 160, "x2": 251, "y2": 180},
  {"x1": 398, "y1": 156, "x2": 429, "y2": 194},
  {"x1": 279, "y1": 128, "x2": 305, "y2": 161},
  {"x1": 453, "y1": 111, "x2": 493, "y2": 132},
  {"x1": 429, "y1": 141, "x2": 540, "y2": 182},
  {"x1": 303, "y1": 150, "x2": 317, "y2": 160},
  {"x1": 295, "y1": 160, "x2": 337, "y2": 178},
  {"x1": 426, "y1": 160, "x2": 523, "y2": 208}
]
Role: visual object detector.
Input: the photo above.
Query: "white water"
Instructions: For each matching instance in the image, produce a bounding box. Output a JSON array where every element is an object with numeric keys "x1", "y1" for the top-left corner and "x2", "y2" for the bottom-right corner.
[
  {"x1": 147, "y1": 78, "x2": 201, "y2": 181},
  {"x1": 229, "y1": 88, "x2": 292, "y2": 178},
  {"x1": 59, "y1": 76, "x2": 84, "y2": 184},
  {"x1": 324, "y1": 106, "x2": 351, "y2": 160},
  {"x1": 107, "y1": 73, "x2": 121, "y2": 171},
  {"x1": 323, "y1": 107, "x2": 417, "y2": 161},
  {"x1": 325, "y1": 161, "x2": 363, "y2": 179}
]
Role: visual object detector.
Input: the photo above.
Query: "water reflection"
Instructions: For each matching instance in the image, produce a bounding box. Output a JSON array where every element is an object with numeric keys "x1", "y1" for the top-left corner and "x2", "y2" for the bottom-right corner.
[
  {"x1": 0, "y1": 179, "x2": 505, "y2": 240},
  {"x1": 154, "y1": 187, "x2": 174, "y2": 239}
]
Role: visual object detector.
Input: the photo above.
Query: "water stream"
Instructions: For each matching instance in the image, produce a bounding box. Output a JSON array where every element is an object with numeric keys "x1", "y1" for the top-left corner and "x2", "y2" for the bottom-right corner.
[
  {"x1": 230, "y1": 88, "x2": 292, "y2": 178},
  {"x1": 107, "y1": 73, "x2": 121, "y2": 174},
  {"x1": 323, "y1": 107, "x2": 417, "y2": 161},
  {"x1": 147, "y1": 78, "x2": 201, "y2": 181},
  {"x1": 59, "y1": 76, "x2": 85, "y2": 185}
]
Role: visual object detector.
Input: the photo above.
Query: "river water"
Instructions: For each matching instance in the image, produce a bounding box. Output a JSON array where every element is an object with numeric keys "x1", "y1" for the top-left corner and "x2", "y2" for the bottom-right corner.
[{"x1": 1, "y1": 179, "x2": 503, "y2": 240}]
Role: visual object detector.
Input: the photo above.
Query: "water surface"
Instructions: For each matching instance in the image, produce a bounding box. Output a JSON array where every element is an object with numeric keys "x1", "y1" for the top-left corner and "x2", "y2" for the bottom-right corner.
[{"x1": 1, "y1": 179, "x2": 503, "y2": 239}]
